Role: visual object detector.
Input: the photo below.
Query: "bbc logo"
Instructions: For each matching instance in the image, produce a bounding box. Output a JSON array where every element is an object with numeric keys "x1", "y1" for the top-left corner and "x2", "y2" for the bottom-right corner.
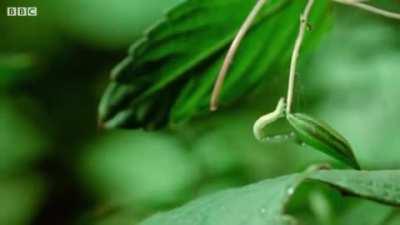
[{"x1": 7, "y1": 7, "x2": 38, "y2": 16}]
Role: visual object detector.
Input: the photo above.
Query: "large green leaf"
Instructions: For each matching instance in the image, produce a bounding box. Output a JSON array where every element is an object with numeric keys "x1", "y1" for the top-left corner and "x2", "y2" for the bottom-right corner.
[
  {"x1": 98, "y1": 0, "x2": 331, "y2": 129},
  {"x1": 337, "y1": 201, "x2": 395, "y2": 225},
  {"x1": 137, "y1": 168, "x2": 400, "y2": 225}
]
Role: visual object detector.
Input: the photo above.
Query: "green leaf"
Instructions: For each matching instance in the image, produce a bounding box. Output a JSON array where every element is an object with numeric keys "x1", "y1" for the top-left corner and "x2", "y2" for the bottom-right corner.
[
  {"x1": 98, "y1": 0, "x2": 332, "y2": 129},
  {"x1": 136, "y1": 168, "x2": 400, "y2": 225},
  {"x1": 336, "y1": 199, "x2": 395, "y2": 225},
  {"x1": 287, "y1": 113, "x2": 360, "y2": 170},
  {"x1": 310, "y1": 170, "x2": 400, "y2": 206}
]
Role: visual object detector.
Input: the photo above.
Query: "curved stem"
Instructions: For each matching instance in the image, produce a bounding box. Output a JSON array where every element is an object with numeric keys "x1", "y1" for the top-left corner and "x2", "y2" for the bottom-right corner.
[
  {"x1": 253, "y1": 98, "x2": 285, "y2": 141},
  {"x1": 333, "y1": 0, "x2": 400, "y2": 20},
  {"x1": 286, "y1": 0, "x2": 315, "y2": 114},
  {"x1": 210, "y1": 0, "x2": 269, "y2": 111}
]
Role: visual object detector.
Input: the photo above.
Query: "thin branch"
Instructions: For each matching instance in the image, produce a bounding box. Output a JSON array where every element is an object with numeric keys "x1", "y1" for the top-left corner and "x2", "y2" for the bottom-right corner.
[
  {"x1": 210, "y1": 0, "x2": 269, "y2": 111},
  {"x1": 286, "y1": 0, "x2": 315, "y2": 113},
  {"x1": 334, "y1": 0, "x2": 400, "y2": 20}
]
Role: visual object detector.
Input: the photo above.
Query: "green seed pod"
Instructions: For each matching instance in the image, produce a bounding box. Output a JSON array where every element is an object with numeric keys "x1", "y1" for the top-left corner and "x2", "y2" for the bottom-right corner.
[{"x1": 287, "y1": 113, "x2": 360, "y2": 170}]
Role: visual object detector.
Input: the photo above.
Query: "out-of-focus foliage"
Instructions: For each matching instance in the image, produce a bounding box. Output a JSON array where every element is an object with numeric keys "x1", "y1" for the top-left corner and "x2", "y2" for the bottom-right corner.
[
  {"x1": 301, "y1": 12, "x2": 400, "y2": 169},
  {"x1": 0, "y1": 176, "x2": 45, "y2": 225},
  {"x1": 80, "y1": 131, "x2": 200, "y2": 207},
  {"x1": 0, "y1": 0, "x2": 180, "y2": 51},
  {"x1": 0, "y1": 53, "x2": 36, "y2": 88},
  {"x1": 0, "y1": 61, "x2": 47, "y2": 225},
  {"x1": 41, "y1": 0, "x2": 180, "y2": 49},
  {"x1": 0, "y1": 98, "x2": 46, "y2": 174}
]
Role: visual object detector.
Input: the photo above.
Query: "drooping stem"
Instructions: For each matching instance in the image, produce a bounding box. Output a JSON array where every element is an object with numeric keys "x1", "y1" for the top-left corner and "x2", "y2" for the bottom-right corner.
[
  {"x1": 333, "y1": 0, "x2": 400, "y2": 20},
  {"x1": 210, "y1": 0, "x2": 269, "y2": 111},
  {"x1": 286, "y1": 0, "x2": 315, "y2": 114},
  {"x1": 253, "y1": 98, "x2": 285, "y2": 141}
]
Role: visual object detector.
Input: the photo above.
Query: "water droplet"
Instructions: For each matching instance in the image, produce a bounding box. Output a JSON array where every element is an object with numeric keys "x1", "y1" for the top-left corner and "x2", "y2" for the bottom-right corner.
[
  {"x1": 262, "y1": 133, "x2": 297, "y2": 143},
  {"x1": 287, "y1": 187, "x2": 295, "y2": 195}
]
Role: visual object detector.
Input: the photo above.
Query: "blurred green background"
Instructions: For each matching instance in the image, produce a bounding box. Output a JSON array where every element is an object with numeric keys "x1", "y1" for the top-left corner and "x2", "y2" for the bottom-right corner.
[{"x1": 1, "y1": 0, "x2": 400, "y2": 225}]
